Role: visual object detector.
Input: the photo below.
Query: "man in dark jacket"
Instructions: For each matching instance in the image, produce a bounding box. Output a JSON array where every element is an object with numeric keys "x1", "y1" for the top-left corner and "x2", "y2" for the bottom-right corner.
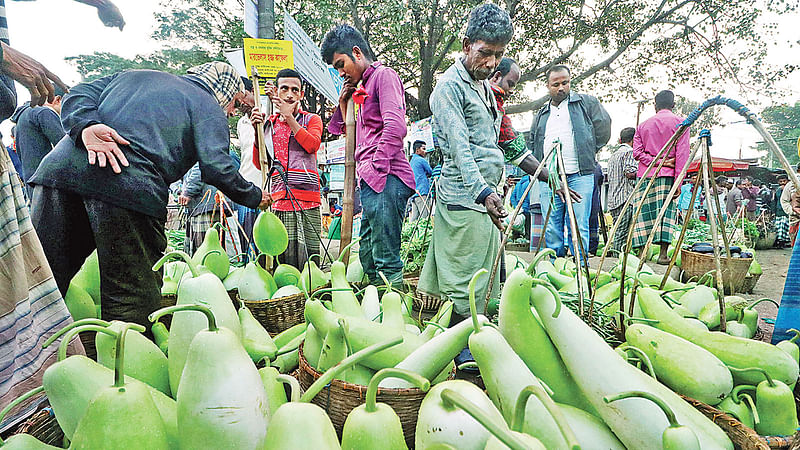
[
  {"x1": 29, "y1": 62, "x2": 271, "y2": 328},
  {"x1": 10, "y1": 85, "x2": 67, "y2": 196},
  {"x1": 528, "y1": 65, "x2": 611, "y2": 260}
]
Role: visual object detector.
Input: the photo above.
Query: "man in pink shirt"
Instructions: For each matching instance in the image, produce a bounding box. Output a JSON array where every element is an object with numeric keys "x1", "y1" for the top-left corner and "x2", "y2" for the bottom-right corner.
[
  {"x1": 630, "y1": 90, "x2": 690, "y2": 264},
  {"x1": 323, "y1": 24, "x2": 415, "y2": 285}
]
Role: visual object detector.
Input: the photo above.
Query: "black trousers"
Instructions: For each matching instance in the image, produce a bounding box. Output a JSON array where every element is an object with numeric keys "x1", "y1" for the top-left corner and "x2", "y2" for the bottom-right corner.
[{"x1": 30, "y1": 186, "x2": 166, "y2": 329}]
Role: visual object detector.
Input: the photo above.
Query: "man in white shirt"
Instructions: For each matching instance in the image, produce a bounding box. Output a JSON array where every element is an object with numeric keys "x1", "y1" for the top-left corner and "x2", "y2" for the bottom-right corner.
[{"x1": 528, "y1": 65, "x2": 611, "y2": 260}]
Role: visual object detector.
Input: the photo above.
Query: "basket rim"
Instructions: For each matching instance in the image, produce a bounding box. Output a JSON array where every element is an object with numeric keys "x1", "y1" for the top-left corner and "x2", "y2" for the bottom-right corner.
[
  {"x1": 236, "y1": 283, "x2": 330, "y2": 305},
  {"x1": 297, "y1": 342, "x2": 434, "y2": 396},
  {"x1": 680, "y1": 248, "x2": 753, "y2": 262},
  {"x1": 681, "y1": 395, "x2": 793, "y2": 447}
]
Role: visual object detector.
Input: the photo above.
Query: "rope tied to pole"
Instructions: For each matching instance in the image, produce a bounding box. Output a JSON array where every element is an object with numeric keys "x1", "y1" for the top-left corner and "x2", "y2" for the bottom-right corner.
[{"x1": 679, "y1": 95, "x2": 752, "y2": 128}]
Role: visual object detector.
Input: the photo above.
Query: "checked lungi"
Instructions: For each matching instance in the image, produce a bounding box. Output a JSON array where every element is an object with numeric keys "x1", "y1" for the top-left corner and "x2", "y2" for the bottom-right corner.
[
  {"x1": 776, "y1": 216, "x2": 790, "y2": 246},
  {"x1": 275, "y1": 208, "x2": 321, "y2": 270},
  {"x1": 630, "y1": 176, "x2": 677, "y2": 248}
]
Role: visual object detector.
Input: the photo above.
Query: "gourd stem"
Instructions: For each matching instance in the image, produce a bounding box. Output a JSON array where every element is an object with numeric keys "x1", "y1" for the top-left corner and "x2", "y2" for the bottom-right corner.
[
  {"x1": 0, "y1": 386, "x2": 45, "y2": 445},
  {"x1": 527, "y1": 248, "x2": 556, "y2": 275},
  {"x1": 307, "y1": 288, "x2": 353, "y2": 301},
  {"x1": 745, "y1": 298, "x2": 780, "y2": 311},
  {"x1": 617, "y1": 345, "x2": 657, "y2": 379},
  {"x1": 617, "y1": 311, "x2": 660, "y2": 325},
  {"x1": 457, "y1": 362, "x2": 479, "y2": 370},
  {"x1": 337, "y1": 237, "x2": 362, "y2": 263},
  {"x1": 530, "y1": 279, "x2": 562, "y2": 318},
  {"x1": 149, "y1": 304, "x2": 218, "y2": 332},
  {"x1": 276, "y1": 375, "x2": 301, "y2": 402},
  {"x1": 200, "y1": 250, "x2": 222, "y2": 267},
  {"x1": 42, "y1": 318, "x2": 111, "y2": 349},
  {"x1": 512, "y1": 385, "x2": 580, "y2": 449},
  {"x1": 114, "y1": 324, "x2": 136, "y2": 388},
  {"x1": 604, "y1": 390, "x2": 679, "y2": 427},
  {"x1": 469, "y1": 269, "x2": 488, "y2": 333},
  {"x1": 731, "y1": 384, "x2": 757, "y2": 403},
  {"x1": 300, "y1": 337, "x2": 403, "y2": 402},
  {"x1": 728, "y1": 366, "x2": 775, "y2": 387},
  {"x1": 439, "y1": 389, "x2": 530, "y2": 450},
  {"x1": 787, "y1": 328, "x2": 800, "y2": 344},
  {"x1": 153, "y1": 250, "x2": 199, "y2": 278},
  {"x1": 739, "y1": 393, "x2": 760, "y2": 425},
  {"x1": 423, "y1": 321, "x2": 446, "y2": 332},
  {"x1": 58, "y1": 325, "x2": 121, "y2": 361},
  {"x1": 365, "y1": 369, "x2": 430, "y2": 412},
  {"x1": 378, "y1": 271, "x2": 392, "y2": 292}
]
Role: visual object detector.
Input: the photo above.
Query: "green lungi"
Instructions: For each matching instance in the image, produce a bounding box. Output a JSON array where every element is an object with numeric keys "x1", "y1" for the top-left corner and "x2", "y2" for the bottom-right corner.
[
  {"x1": 418, "y1": 201, "x2": 500, "y2": 316},
  {"x1": 630, "y1": 176, "x2": 677, "y2": 248}
]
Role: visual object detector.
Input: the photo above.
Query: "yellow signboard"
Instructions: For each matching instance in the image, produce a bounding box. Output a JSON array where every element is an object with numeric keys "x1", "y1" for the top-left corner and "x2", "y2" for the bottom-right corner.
[
  {"x1": 243, "y1": 38, "x2": 294, "y2": 94},
  {"x1": 797, "y1": 136, "x2": 800, "y2": 159}
]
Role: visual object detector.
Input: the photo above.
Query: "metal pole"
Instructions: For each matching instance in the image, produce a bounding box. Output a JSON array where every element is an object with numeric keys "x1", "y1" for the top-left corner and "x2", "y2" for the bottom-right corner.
[
  {"x1": 257, "y1": 0, "x2": 275, "y2": 39},
  {"x1": 339, "y1": 98, "x2": 357, "y2": 263}
]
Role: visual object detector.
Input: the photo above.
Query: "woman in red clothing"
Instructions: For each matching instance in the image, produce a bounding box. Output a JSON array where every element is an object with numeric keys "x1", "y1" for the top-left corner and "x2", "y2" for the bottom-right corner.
[{"x1": 251, "y1": 68, "x2": 323, "y2": 269}]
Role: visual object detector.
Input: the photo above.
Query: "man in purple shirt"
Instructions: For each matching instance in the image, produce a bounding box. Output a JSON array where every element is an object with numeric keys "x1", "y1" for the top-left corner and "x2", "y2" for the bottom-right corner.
[
  {"x1": 323, "y1": 25, "x2": 415, "y2": 285},
  {"x1": 631, "y1": 90, "x2": 690, "y2": 264}
]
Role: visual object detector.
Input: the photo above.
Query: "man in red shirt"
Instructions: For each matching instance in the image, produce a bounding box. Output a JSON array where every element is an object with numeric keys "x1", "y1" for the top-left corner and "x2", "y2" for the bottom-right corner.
[{"x1": 251, "y1": 68, "x2": 323, "y2": 269}]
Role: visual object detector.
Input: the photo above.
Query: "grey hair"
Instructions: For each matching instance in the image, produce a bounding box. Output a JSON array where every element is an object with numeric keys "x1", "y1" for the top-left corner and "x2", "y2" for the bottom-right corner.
[{"x1": 465, "y1": 4, "x2": 514, "y2": 45}]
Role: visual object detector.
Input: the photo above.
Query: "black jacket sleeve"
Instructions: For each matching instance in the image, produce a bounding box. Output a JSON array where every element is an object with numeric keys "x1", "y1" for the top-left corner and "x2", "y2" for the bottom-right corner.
[
  {"x1": 193, "y1": 116, "x2": 262, "y2": 209},
  {"x1": 36, "y1": 107, "x2": 67, "y2": 147},
  {"x1": 61, "y1": 73, "x2": 119, "y2": 148}
]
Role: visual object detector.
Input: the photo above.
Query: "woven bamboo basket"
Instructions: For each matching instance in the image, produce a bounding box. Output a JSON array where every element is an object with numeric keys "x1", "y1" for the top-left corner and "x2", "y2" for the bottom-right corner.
[
  {"x1": 297, "y1": 343, "x2": 449, "y2": 447},
  {"x1": 238, "y1": 284, "x2": 329, "y2": 336},
  {"x1": 680, "y1": 249, "x2": 753, "y2": 294},
  {"x1": 740, "y1": 273, "x2": 762, "y2": 294},
  {"x1": 682, "y1": 395, "x2": 798, "y2": 449},
  {"x1": 12, "y1": 406, "x2": 64, "y2": 447},
  {"x1": 404, "y1": 277, "x2": 446, "y2": 312}
]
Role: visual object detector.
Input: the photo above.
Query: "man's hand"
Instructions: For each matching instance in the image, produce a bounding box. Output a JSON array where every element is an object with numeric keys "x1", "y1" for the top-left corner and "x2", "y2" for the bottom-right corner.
[
  {"x1": 81, "y1": 124, "x2": 130, "y2": 173},
  {"x1": 662, "y1": 157, "x2": 676, "y2": 169},
  {"x1": 258, "y1": 189, "x2": 273, "y2": 210},
  {"x1": 95, "y1": 1, "x2": 125, "y2": 30},
  {"x1": 0, "y1": 43, "x2": 68, "y2": 106},
  {"x1": 274, "y1": 97, "x2": 297, "y2": 120},
  {"x1": 178, "y1": 195, "x2": 190, "y2": 206},
  {"x1": 250, "y1": 107, "x2": 266, "y2": 128},
  {"x1": 556, "y1": 186, "x2": 582, "y2": 203},
  {"x1": 484, "y1": 192, "x2": 507, "y2": 231},
  {"x1": 338, "y1": 81, "x2": 356, "y2": 112}
]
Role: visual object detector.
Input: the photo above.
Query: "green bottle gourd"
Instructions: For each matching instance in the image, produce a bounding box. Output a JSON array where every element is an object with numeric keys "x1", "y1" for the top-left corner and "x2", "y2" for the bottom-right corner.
[
  {"x1": 70, "y1": 250, "x2": 101, "y2": 304},
  {"x1": 152, "y1": 251, "x2": 241, "y2": 393},
  {"x1": 271, "y1": 333, "x2": 304, "y2": 374},
  {"x1": 361, "y1": 285, "x2": 381, "y2": 321},
  {"x1": 238, "y1": 300, "x2": 278, "y2": 362},
  {"x1": 499, "y1": 267, "x2": 596, "y2": 414},
  {"x1": 41, "y1": 324, "x2": 178, "y2": 446},
  {"x1": 222, "y1": 265, "x2": 244, "y2": 291},
  {"x1": 341, "y1": 368, "x2": 431, "y2": 450},
  {"x1": 466, "y1": 270, "x2": 571, "y2": 449},
  {"x1": 380, "y1": 289, "x2": 406, "y2": 332},
  {"x1": 303, "y1": 322, "x2": 324, "y2": 369},
  {"x1": 238, "y1": 260, "x2": 278, "y2": 300},
  {"x1": 317, "y1": 319, "x2": 349, "y2": 372},
  {"x1": 64, "y1": 282, "x2": 97, "y2": 320},
  {"x1": 273, "y1": 322, "x2": 307, "y2": 348},
  {"x1": 532, "y1": 285, "x2": 733, "y2": 450},
  {"x1": 0, "y1": 386, "x2": 60, "y2": 449},
  {"x1": 678, "y1": 284, "x2": 717, "y2": 316},
  {"x1": 330, "y1": 239, "x2": 364, "y2": 317},
  {"x1": 717, "y1": 385, "x2": 758, "y2": 429},
  {"x1": 162, "y1": 260, "x2": 190, "y2": 295},
  {"x1": 604, "y1": 391, "x2": 701, "y2": 450},
  {"x1": 265, "y1": 338, "x2": 403, "y2": 449},
  {"x1": 190, "y1": 225, "x2": 230, "y2": 280},
  {"x1": 415, "y1": 380, "x2": 508, "y2": 450},
  {"x1": 698, "y1": 295, "x2": 749, "y2": 329},
  {"x1": 738, "y1": 298, "x2": 780, "y2": 337},
  {"x1": 776, "y1": 329, "x2": 800, "y2": 364},
  {"x1": 253, "y1": 210, "x2": 289, "y2": 256},
  {"x1": 729, "y1": 367, "x2": 799, "y2": 436},
  {"x1": 259, "y1": 367, "x2": 289, "y2": 416},
  {"x1": 150, "y1": 304, "x2": 270, "y2": 449},
  {"x1": 273, "y1": 258, "x2": 302, "y2": 288},
  {"x1": 70, "y1": 324, "x2": 170, "y2": 450}
]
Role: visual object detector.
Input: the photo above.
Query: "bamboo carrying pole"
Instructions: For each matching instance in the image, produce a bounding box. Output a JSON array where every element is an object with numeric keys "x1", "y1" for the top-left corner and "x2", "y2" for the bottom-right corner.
[
  {"x1": 339, "y1": 98, "x2": 357, "y2": 264},
  {"x1": 484, "y1": 146, "x2": 555, "y2": 304},
  {"x1": 250, "y1": 67, "x2": 270, "y2": 190}
]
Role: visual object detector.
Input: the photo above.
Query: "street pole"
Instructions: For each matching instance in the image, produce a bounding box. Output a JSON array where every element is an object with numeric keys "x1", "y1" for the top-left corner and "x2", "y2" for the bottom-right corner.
[{"x1": 257, "y1": 0, "x2": 275, "y2": 39}]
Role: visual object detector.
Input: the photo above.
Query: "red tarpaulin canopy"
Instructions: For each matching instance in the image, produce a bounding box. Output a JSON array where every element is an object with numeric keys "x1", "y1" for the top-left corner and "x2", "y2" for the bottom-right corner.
[{"x1": 686, "y1": 157, "x2": 750, "y2": 173}]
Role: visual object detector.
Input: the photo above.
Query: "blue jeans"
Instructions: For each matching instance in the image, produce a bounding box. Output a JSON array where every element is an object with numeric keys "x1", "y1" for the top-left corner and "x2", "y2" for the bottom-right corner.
[
  {"x1": 539, "y1": 174, "x2": 594, "y2": 261},
  {"x1": 359, "y1": 175, "x2": 413, "y2": 284}
]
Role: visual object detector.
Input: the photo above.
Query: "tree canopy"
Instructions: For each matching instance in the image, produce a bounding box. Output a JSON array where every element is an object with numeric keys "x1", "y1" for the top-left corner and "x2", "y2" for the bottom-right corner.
[
  {"x1": 66, "y1": 0, "x2": 793, "y2": 120},
  {"x1": 757, "y1": 102, "x2": 800, "y2": 167}
]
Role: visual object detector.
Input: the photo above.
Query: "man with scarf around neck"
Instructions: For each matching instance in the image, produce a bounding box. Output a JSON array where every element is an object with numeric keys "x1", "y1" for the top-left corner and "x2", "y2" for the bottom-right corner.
[{"x1": 29, "y1": 62, "x2": 271, "y2": 328}]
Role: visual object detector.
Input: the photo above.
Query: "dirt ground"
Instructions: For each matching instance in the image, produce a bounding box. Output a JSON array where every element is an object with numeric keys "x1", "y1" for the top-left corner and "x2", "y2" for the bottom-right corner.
[{"x1": 510, "y1": 247, "x2": 793, "y2": 342}]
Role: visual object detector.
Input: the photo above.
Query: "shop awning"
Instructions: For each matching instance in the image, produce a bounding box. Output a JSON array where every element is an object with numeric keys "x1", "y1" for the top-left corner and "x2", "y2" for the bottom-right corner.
[{"x1": 686, "y1": 157, "x2": 751, "y2": 173}]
